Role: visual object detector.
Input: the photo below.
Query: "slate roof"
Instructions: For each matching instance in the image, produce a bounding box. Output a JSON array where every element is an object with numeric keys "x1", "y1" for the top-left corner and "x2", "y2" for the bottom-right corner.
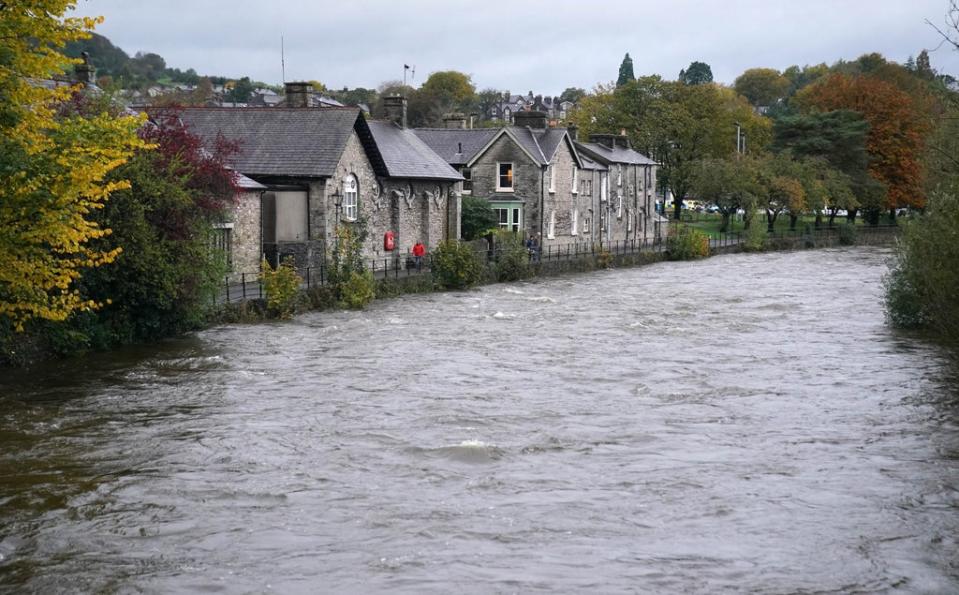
[
  {"x1": 363, "y1": 121, "x2": 464, "y2": 181},
  {"x1": 578, "y1": 152, "x2": 608, "y2": 171},
  {"x1": 575, "y1": 141, "x2": 657, "y2": 166},
  {"x1": 510, "y1": 127, "x2": 579, "y2": 167},
  {"x1": 412, "y1": 128, "x2": 499, "y2": 165},
  {"x1": 175, "y1": 107, "x2": 362, "y2": 178}
]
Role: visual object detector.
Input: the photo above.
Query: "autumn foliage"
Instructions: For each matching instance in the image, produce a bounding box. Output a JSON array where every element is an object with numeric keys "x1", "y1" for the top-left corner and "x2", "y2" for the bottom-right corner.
[
  {"x1": 0, "y1": 2, "x2": 148, "y2": 330},
  {"x1": 798, "y1": 73, "x2": 931, "y2": 210}
]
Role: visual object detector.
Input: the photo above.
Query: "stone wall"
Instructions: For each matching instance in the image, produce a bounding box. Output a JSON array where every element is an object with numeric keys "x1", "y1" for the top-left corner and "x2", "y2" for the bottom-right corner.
[{"x1": 229, "y1": 189, "x2": 262, "y2": 280}]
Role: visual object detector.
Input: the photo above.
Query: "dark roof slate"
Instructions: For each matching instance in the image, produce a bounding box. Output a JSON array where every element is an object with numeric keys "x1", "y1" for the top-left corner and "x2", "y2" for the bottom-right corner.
[
  {"x1": 575, "y1": 141, "x2": 657, "y2": 166},
  {"x1": 364, "y1": 122, "x2": 464, "y2": 181},
  {"x1": 411, "y1": 128, "x2": 499, "y2": 165},
  {"x1": 175, "y1": 107, "x2": 361, "y2": 178}
]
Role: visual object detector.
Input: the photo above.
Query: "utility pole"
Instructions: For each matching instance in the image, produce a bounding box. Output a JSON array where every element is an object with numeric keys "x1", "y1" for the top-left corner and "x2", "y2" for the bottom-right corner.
[{"x1": 735, "y1": 121, "x2": 742, "y2": 159}]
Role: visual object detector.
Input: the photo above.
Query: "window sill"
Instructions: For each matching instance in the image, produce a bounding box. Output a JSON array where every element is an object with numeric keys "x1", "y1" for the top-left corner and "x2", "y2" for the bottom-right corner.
[{"x1": 496, "y1": 188, "x2": 514, "y2": 193}]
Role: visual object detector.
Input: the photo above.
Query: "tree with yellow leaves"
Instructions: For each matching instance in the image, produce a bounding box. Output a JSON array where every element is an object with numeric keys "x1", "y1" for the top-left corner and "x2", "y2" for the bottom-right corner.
[{"x1": 0, "y1": 1, "x2": 148, "y2": 330}]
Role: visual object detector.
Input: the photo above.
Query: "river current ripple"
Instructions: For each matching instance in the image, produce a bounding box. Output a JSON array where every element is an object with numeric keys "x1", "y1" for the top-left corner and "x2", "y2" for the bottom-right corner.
[{"x1": 1, "y1": 247, "x2": 957, "y2": 593}]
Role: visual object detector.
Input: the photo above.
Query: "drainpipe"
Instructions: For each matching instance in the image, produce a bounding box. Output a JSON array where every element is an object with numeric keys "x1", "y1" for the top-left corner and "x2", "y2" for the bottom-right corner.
[{"x1": 540, "y1": 166, "x2": 546, "y2": 244}]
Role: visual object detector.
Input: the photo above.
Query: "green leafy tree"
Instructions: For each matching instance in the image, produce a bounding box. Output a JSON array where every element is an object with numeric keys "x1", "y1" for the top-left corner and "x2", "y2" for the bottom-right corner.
[
  {"x1": 225, "y1": 76, "x2": 255, "y2": 103},
  {"x1": 461, "y1": 196, "x2": 497, "y2": 240},
  {"x1": 617, "y1": 53, "x2": 635, "y2": 87},
  {"x1": 734, "y1": 68, "x2": 790, "y2": 107},
  {"x1": 679, "y1": 61, "x2": 713, "y2": 85},
  {"x1": 560, "y1": 87, "x2": 587, "y2": 103},
  {"x1": 689, "y1": 157, "x2": 761, "y2": 233}
]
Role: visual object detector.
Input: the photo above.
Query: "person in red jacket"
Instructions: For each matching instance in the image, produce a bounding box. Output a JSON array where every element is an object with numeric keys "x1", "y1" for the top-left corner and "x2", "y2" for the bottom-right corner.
[{"x1": 412, "y1": 241, "x2": 426, "y2": 270}]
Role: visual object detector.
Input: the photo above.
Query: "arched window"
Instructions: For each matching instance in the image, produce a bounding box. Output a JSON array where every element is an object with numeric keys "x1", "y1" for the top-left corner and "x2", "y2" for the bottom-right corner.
[{"x1": 343, "y1": 174, "x2": 358, "y2": 221}]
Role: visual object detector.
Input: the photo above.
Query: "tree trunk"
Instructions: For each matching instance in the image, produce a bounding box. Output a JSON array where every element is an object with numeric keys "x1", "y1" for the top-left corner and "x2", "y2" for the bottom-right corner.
[
  {"x1": 766, "y1": 210, "x2": 777, "y2": 232},
  {"x1": 888, "y1": 207, "x2": 897, "y2": 225},
  {"x1": 720, "y1": 212, "x2": 730, "y2": 233},
  {"x1": 847, "y1": 208, "x2": 858, "y2": 224},
  {"x1": 789, "y1": 214, "x2": 798, "y2": 230},
  {"x1": 815, "y1": 212, "x2": 822, "y2": 229},
  {"x1": 828, "y1": 208, "x2": 838, "y2": 227},
  {"x1": 673, "y1": 200, "x2": 683, "y2": 221}
]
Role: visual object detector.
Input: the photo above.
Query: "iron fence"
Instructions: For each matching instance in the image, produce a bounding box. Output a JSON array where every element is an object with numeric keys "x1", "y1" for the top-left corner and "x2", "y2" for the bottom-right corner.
[{"x1": 218, "y1": 224, "x2": 899, "y2": 304}]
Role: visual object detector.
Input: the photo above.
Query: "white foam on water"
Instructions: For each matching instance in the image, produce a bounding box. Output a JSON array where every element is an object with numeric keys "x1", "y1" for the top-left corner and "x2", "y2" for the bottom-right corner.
[
  {"x1": 526, "y1": 296, "x2": 556, "y2": 303},
  {"x1": 492, "y1": 311, "x2": 515, "y2": 320},
  {"x1": 502, "y1": 288, "x2": 525, "y2": 295}
]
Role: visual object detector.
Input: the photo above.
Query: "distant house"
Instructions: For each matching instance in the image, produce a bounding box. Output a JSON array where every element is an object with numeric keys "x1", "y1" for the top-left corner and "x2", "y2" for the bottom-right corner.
[
  {"x1": 176, "y1": 85, "x2": 462, "y2": 274},
  {"x1": 489, "y1": 91, "x2": 576, "y2": 124},
  {"x1": 415, "y1": 111, "x2": 585, "y2": 248}
]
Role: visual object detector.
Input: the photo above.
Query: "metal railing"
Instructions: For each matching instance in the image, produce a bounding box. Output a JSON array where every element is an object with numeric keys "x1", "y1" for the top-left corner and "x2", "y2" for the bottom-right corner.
[{"x1": 218, "y1": 224, "x2": 899, "y2": 304}]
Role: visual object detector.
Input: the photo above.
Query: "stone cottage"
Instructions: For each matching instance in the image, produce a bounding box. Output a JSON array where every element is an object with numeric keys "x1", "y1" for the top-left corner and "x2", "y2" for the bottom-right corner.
[
  {"x1": 175, "y1": 88, "x2": 462, "y2": 275},
  {"x1": 574, "y1": 133, "x2": 662, "y2": 245},
  {"x1": 414, "y1": 111, "x2": 585, "y2": 249}
]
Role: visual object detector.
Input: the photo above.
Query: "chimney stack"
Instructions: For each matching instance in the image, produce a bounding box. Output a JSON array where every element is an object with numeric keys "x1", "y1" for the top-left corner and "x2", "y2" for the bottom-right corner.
[
  {"x1": 513, "y1": 110, "x2": 548, "y2": 129},
  {"x1": 284, "y1": 82, "x2": 313, "y2": 108},
  {"x1": 383, "y1": 95, "x2": 408, "y2": 128},
  {"x1": 442, "y1": 112, "x2": 467, "y2": 129},
  {"x1": 74, "y1": 51, "x2": 95, "y2": 87}
]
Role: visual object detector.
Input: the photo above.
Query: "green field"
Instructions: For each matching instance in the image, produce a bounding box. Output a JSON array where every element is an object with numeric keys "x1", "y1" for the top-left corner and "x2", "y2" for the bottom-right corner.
[{"x1": 675, "y1": 212, "x2": 872, "y2": 239}]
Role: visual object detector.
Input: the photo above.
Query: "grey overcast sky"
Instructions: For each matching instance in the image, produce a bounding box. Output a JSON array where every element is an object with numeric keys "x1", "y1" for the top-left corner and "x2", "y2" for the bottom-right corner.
[{"x1": 71, "y1": 0, "x2": 959, "y2": 92}]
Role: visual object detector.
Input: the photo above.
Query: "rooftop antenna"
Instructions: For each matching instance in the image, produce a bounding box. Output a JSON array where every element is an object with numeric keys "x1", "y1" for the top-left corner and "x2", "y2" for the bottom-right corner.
[{"x1": 281, "y1": 35, "x2": 286, "y2": 83}]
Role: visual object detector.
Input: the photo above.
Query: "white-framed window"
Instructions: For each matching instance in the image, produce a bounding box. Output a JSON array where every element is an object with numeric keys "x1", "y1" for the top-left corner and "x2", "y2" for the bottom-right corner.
[
  {"x1": 547, "y1": 210, "x2": 556, "y2": 239},
  {"x1": 462, "y1": 167, "x2": 472, "y2": 194},
  {"x1": 571, "y1": 209, "x2": 578, "y2": 236},
  {"x1": 627, "y1": 210, "x2": 634, "y2": 232},
  {"x1": 495, "y1": 206, "x2": 522, "y2": 232},
  {"x1": 617, "y1": 194, "x2": 623, "y2": 219},
  {"x1": 584, "y1": 212, "x2": 591, "y2": 234},
  {"x1": 572, "y1": 167, "x2": 579, "y2": 194},
  {"x1": 601, "y1": 209, "x2": 609, "y2": 232},
  {"x1": 342, "y1": 174, "x2": 359, "y2": 221},
  {"x1": 617, "y1": 164, "x2": 623, "y2": 187},
  {"x1": 497, "y1": 162, "x2": 514, "y2": 191},
  {"x1": 548, "y1": 165, "x2": 556, "y2": 193},
  {"x1": 600, "y1": 172, "x2": 608, "y2": 202}
]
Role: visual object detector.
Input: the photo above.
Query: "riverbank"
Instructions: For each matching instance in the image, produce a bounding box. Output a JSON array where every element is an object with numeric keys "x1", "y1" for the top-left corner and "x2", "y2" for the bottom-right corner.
[
  {"x1": 217, "y1": 224, "x2": 900, "y2": 324},
  {"x1": 1, "y1": 225, "x2": 900, "y2": 367}
]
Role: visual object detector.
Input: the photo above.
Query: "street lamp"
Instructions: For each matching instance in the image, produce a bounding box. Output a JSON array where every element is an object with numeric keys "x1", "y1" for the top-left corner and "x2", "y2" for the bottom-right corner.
[{"x1": 332, "y1": 189, "x2": 343, "y2": 222}]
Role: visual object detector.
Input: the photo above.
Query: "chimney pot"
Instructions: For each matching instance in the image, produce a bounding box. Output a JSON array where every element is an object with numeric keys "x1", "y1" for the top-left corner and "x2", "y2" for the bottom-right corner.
[
  {"x1": 284, "y1": 82, "x2": 313, "y2": 108},
  {"x1": 512, "y1": 110, "x2": 548, "y2": 129},
  {"x1": 442, "y1": 112, "x2": 467, "y2": 129},
  {"x1": 383, "y1": 95, "x2": 408, "y2": 128}
]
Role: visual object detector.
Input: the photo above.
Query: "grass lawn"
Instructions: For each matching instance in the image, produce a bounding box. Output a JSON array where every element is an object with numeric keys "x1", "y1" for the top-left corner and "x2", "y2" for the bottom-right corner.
[{"x1": 676, "y1": 212, "x2": 870, "y2": 239}]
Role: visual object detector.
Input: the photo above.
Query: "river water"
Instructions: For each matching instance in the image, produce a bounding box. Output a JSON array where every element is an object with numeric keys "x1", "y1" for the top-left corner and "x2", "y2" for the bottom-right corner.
[{"x1": 1, "y1": 247, "x2": 957, "y2": 593}]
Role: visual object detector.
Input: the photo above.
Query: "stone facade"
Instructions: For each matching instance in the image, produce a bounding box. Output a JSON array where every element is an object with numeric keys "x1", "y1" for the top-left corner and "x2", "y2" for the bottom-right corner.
[
  {"x1": 542, "y1": 139, "x2": 578, "y2": 248},
  {"x1": 226, "y1": 189, "x2": 262, "y2": 281},
  {"x1": 575, "y1": 136, "x2": 661, "y2": 247},
  {"x1": 469, "y1": 133, "x2": 543, "y2": 238}
]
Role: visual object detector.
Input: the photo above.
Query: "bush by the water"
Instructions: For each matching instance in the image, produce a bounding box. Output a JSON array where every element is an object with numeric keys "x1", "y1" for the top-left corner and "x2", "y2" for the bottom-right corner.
[
  {"x1": 838, "y1": 223, "x2": 858, "y2": 246},
  {"x1": 492, "y1": 230, "x2": 531, "y2": 282},
  {"x1": 339, "y1": 270, "x2": 376, "y2": 309},
  {"x1": 431, "y1": 241, "x2": 484, "y2": 289},
  {"x1": 260, "y1": 257, "x2": 301, "y2": 319},
  {"x1": 667, "y1": 227, "x2": 710, "y2": 260},
  {"x1": 742, "y1": 223, "x2": 767, "y2": 252},
  {"x1": 884, "y1": 189, "x2": 959, "y2": 342}
]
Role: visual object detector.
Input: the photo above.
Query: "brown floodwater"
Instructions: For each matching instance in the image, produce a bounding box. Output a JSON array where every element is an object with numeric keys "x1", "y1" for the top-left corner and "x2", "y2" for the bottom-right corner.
[{"x1": 1, "y1": 246, "x2": 957, "y2": 593}]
